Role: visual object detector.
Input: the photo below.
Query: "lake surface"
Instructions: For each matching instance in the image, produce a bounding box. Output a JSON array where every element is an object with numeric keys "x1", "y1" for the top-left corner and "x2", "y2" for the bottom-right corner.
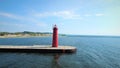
[{"x1": 0, "y1": 36, "x2": 120, "y2": 68}]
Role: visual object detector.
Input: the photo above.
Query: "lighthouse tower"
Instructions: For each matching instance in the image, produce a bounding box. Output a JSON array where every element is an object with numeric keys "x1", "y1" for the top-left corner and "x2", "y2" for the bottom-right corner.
[{"x1": 52, "y1": 25, "x2": 58, "y2": 47}]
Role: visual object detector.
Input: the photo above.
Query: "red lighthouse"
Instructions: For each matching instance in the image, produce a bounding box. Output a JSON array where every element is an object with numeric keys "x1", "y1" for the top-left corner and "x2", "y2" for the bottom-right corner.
[{"x1": 52, "y1": 25, "x2": 58, "y2": 47}]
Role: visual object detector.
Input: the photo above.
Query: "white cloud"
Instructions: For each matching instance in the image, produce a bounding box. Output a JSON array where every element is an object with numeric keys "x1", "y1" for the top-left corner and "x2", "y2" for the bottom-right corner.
[
  {"x1": 33, "y1": 10, "x2": 81, "y2": 19},
  {"x1": 0, "y1": 12, "x2": 47, "y2": 27},
  {"x1": 0, "y1": 12, "x2": 23, "y2": 20},
  {"x1": 36, "y1": 22, "x2": 47, "y2": 27},
  {"x1": 0, "y1": 12, "x2": 38, "y2": 22},
  {"x1": 0, "y1": 22, "x2": 24, "y2": 27},
  {"x1": 84, "y1": 14, "x2": 92, "y2": 17},
  {"x1": 95, "y1": 13, "x2": 104, "y2": 16},
  {"x1": 84, "y1": 13, "x2": 104, "y2": 17}
]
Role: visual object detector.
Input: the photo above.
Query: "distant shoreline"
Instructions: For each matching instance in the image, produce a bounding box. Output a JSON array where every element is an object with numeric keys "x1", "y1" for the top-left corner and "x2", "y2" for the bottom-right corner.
[
  {"x1": 0, "y1": 35, "x2": 52, "y2": 38},
  {"x1": 0, "y1": 31, "x2": 52, "y2": 38},
  {"x1": 0, "y1": 31, "x2": 66, "y2": 38}
]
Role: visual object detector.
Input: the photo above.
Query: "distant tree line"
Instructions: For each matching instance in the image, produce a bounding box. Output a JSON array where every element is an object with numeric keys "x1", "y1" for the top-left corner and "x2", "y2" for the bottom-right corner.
[
  {"x1": 0, "y1": 32, "x2": 9, "y2": 36},
  {"x1": 0, "y1": 31, "x2": 66, "y2": 36},
  {"x1": 0, "y1": 31, "x2": 52, "y2": 36}
]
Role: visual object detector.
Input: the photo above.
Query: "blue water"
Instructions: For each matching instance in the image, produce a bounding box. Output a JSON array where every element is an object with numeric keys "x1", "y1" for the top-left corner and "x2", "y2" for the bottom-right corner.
[{"x1": 0, "y1": 36, "x2": 120, "y2": 68}]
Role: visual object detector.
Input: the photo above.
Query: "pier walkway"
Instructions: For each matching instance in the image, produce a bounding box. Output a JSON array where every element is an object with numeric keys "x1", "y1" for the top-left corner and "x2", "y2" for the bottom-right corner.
[{"x1": 0, "y1": 45, "x2": 76, "y2": 53}]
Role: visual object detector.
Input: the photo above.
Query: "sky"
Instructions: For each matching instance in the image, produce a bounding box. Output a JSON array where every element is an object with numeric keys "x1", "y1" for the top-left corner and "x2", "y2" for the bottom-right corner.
[{"x1": 0, "y1": 0, "x2": 120, "y2": 36}]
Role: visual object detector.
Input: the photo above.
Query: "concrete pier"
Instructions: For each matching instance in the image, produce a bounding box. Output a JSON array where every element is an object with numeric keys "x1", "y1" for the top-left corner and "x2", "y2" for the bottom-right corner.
[{"x1": 0, "y1": 45, "x2": 76, "y2": 53}]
